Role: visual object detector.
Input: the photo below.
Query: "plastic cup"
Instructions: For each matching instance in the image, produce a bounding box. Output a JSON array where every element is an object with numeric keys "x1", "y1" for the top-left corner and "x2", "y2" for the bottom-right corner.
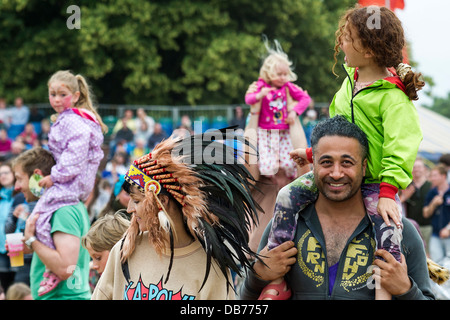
[{"x1": 6, "y1": 233, "x2": 24, "y2": 267}]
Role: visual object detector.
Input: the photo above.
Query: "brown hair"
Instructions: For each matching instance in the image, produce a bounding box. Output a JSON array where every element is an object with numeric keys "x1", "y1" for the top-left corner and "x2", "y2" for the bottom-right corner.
[
  {"x1": 439, "y1": 154, "x2": 450, "y2": 167},
  {"x1": 333, "y1": 5, "x2": 424, "y2": 100},
  {"x1": 48, "y1": 70, "x2": 108, "y2": 133},
  {"x1": 432, "y1": 163, "x2": 448, "y2": 177},
  {"x1": 12, "y1": 147, "x2": 55, "y2": 177}
]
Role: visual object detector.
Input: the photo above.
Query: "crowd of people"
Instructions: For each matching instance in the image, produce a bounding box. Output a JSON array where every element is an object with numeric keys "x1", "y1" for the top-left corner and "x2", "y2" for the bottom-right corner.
[
  {"x1": 0, "y1": 5, "x2": 449, "y2": 301},
  {"x1": 0, "y1": 90, "x2": 267, "y2": 300},
  {"x1": 0, "y1": 97, "x2": 448, "y2": 300},
  {"x1": 0, "y1": 97, "x2": 50, "y2": 161}
]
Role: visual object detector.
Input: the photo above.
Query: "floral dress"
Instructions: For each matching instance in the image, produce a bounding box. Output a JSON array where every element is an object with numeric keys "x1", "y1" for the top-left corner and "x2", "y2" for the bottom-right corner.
[{"x1": 267, "y1": 171, "x2": 402, "y2": 262}]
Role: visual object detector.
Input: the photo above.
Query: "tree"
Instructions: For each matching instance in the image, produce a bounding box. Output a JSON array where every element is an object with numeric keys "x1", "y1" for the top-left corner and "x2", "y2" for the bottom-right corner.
[
  {"x1": 0, "y1": 0, "x2": 355, "y2": 106},
  {"x1": 425, "y1": 92, "x2": 450, "y2": 119}
]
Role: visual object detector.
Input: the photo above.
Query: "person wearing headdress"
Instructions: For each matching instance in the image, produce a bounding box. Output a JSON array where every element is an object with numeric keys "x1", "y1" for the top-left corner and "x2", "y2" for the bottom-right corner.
[{"x1": 91, "y1": 128, "x2": 261, "y2": 300}]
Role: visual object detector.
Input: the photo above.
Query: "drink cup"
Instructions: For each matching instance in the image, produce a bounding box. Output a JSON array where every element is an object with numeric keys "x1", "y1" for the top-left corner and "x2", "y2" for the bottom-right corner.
[{"x1": 6, "y1": 233, "x2": 24, "y2": 267}]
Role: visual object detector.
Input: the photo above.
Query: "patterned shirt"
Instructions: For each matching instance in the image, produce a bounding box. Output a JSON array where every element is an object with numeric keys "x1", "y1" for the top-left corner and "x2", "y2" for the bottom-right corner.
[{"x1": 33, "y1": 108, "x2": 104, "y2": 215}]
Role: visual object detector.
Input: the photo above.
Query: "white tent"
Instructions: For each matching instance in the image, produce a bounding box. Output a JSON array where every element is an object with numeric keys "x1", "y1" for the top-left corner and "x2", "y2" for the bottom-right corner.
[{"x1": 415, "y1": 104, "x2": 450, "y2": 161}]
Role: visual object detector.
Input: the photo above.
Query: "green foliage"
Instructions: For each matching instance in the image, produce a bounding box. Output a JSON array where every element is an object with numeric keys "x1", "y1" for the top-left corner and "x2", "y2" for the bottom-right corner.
[
  {"x1": 0, "y1": 0, "x2": 355, "y2": 106},
  {"x1": 425, "y1": 92, "x2": 450, "y2": 119}
]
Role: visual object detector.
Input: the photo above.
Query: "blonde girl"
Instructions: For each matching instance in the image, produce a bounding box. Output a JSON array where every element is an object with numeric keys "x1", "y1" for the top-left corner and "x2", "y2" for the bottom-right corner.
[
  {"x1": 82, "y1": 212, "x2": 130, "y2": 289},
  {"x1": 245, "y1": 38, "x2": 311, "y2": 179},
  {"x1": 82, "y1": 212, "x2": 130, "y2": 273},
  {"x1": 30, "y1": 70, "x2": 107, "y2": 296}
]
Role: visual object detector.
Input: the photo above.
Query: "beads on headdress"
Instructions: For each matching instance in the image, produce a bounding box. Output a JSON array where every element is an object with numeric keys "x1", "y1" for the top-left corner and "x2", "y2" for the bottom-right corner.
[
  {"x1": 128, "y1": 152, "x2": 186, "y2": 206},
  {"x1": 144, "y1": 180, "x2": 161, "y2": 195}
]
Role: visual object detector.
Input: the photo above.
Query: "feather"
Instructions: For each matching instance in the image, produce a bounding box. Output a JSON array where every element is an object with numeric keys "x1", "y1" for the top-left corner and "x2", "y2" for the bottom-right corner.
[
  {"x1": 197, "y1": 219, "x2": 212, "y2": 291},
  {"x1": 158, "y1": 210, "x2": 170, "y2": 233}
]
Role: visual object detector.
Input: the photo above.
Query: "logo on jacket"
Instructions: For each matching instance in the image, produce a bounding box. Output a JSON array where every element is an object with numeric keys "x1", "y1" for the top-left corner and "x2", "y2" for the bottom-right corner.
[{"x1": 297, "y1": 230, "x2": 374, "y2": 292}]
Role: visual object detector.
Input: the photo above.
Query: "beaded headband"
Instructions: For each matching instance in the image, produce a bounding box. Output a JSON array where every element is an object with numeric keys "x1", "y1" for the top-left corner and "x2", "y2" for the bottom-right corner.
[{"x1": 124, "y1": 153, "x2": 186, "y2": 206}]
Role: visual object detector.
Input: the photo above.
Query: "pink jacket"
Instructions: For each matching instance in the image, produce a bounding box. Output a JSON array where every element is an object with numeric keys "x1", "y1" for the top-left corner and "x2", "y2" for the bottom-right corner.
[
  {"x1": 33, "y1": 108, "x2": 104, "y2": 216},
  {"x1": 245, "y1": 78, "x2": 311, "y2": 130}
]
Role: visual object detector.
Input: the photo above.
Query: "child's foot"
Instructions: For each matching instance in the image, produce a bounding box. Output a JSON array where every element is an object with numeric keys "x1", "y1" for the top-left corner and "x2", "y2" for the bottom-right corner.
[
  {"x1": 38, "y1": 271, "x2": 61, "y2": 296},
  {"x1": 258, "y1": 279, "x2": 291, "y2": 300}
]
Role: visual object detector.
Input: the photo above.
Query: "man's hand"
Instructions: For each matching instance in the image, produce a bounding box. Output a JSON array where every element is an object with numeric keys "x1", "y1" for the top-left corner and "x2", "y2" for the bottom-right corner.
[
  {"x1": 430, "y1": 194, "x2": 444, "y2": 207},
  {"x1": 24, "y1": 213, "x2": 39, "y2": 241},
  {"x1": 22, "y1": 213, "x2": 39, "y2": 254},
  {"x1": 286, "y1": 110, "x2": 297, "y2": 125},
  {"x1": 423, "y1": 194, "x2": 444, "y2": 218},
  {"x1": 246, "y1": 81, "x2": 259, "y2": 95},
  {"x1": 399, "y1": 184, "x2": 415, "y2": 202},
  {"x1": 256, "y1": 87, "x2": 273, "y2": 101},
  {"x1": 13, "y1": 204, "x2": 29, "y2": 219},
  {"x1": 372, "y1": 250, "x2": 411, "y2": 296},
  {"x1": 254, "y1": 241, "x2": 298, "y2": 281},
  {"x1": 246, "y1": 82, "x2": 262, "y2": 115}
]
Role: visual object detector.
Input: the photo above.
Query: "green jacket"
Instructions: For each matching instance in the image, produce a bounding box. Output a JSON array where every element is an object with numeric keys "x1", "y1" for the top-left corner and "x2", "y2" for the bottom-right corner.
[{"x1": 329, "y1": 64, "x2": 423, "y2": 189}]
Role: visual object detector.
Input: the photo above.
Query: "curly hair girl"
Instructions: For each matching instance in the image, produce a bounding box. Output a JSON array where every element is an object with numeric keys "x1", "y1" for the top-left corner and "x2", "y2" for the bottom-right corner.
[
  {"x1": 333, "y1": 5, "x2": 424, "y2": 100},
  {"x1": 261, "y1": 4, "x2": 425, "y2": 301}
]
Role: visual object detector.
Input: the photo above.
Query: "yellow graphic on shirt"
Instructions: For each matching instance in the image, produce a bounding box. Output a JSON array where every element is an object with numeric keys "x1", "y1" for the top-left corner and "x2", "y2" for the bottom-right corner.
[
  {"x1": 297, "y1": 230, "x2": 375, "y2": 292},
  {"x1": 340, "y1": 233, "x2": 375, "y2": 292},
  {"x1": 297, "y1": 230, "x2": 325, "y2": 287}
]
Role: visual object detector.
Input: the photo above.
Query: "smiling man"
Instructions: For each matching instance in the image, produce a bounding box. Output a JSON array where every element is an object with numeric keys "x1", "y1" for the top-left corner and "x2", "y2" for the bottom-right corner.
[
  {"x1": 240, "y1": 116, "x2": 434, "y2": 300},
  {"x1": 313, "y1": 135, "x2": 366, "y2": 204}
]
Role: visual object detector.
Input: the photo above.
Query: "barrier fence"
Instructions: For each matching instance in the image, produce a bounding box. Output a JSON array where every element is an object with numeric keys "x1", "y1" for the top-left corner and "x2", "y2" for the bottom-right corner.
[{"x1": 30, "y1": 102, "x2": 329, "y2": 139}]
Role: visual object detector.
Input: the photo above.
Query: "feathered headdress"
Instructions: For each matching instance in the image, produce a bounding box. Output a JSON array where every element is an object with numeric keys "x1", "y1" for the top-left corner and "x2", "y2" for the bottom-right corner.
[{"x1": 121, "y1": 127, "x2": 261, "y2": 290}]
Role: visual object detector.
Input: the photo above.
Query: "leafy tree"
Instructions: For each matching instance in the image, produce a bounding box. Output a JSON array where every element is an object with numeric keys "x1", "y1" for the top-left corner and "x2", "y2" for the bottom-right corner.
[
  {"x1": 0, "y1": 0, "x2": 355, "y2": 106},
  {"x1": 425, "y1": 92, "x2": 450, "y2": 119}
]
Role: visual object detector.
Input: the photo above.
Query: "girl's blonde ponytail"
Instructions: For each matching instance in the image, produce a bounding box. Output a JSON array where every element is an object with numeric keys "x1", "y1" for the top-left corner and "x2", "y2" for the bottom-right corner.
[{"x1": 75, "y1": 74, "x2": 108, "y2": 133}]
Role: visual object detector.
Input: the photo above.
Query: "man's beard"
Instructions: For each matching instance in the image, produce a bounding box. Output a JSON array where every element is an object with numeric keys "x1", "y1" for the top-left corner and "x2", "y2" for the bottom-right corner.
[{"x1": 315, "y1": 175, "x2": 362, "y2": 202}]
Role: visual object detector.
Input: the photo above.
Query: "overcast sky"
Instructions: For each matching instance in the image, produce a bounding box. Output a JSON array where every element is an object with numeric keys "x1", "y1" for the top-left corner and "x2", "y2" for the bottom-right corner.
[{"x1": 395, "y1": 0, "x2": 450, "y2": 106}]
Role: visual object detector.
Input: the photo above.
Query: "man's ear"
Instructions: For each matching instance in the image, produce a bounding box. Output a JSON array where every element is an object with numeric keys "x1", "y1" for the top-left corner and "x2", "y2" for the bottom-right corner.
[
  {"x1": 33, "y1": 168, "x2": 44, "y2": 177},
  {"x1": 362, "y1": 158, "x2": 368, "y2": 176}
]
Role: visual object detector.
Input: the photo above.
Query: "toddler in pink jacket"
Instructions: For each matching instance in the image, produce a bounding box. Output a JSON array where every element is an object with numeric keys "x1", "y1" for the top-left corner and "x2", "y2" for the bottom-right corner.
[{"x1": 245, "y1": 39, "x2": 311, "y2": 179}]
